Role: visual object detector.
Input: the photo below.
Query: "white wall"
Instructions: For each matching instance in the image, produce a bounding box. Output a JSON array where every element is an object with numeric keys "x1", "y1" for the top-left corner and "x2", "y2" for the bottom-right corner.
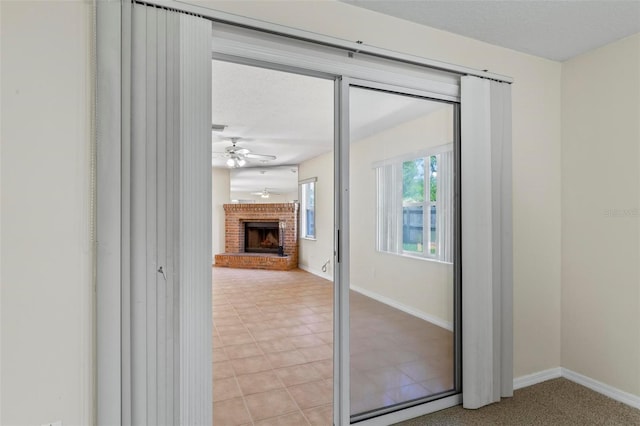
[
  {"x1": 298, "y1": 151, "x2": 334, "y2": 280},
  {"x1": 561, "y1": 33, "x2": 640, "y2": 397},
  {"x1": 212, "y1": 167, "x2": 230, "y2": 258},
  {"x1": 196, "y1": 0, "x2": 562, "y2": 378},
  {"x1": 350, "y1": 107, "x2": 454, "y2": 326},
  {"x1": 1, "y1": 1, "x2": 93, "y2": 424},
  {"x1": 1, "y1": 3, "x2": 3, "y2": 421},
  {"x1": 297, "y1": 106, "x2": 456, "y2": 326}
]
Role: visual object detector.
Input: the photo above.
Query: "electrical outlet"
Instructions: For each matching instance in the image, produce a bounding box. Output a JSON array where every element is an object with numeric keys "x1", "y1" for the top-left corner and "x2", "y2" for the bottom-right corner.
[{"x1": 41, "y1": 421, "x2": 62, "y2": 426}]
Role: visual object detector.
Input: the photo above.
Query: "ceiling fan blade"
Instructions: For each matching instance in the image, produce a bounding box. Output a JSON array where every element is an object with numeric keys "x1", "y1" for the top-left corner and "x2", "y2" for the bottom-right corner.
[
  {"x1": 245, "y1": 153, "x2": 276, "y2": 161},
  {"x1": 212, "y1": 152, "x2": 230, "y2": 158},
  {"x1": 250, "y1": 191, "x2": 282, "y2": 196},
  {"x1": 224, "y1": 146, "x2": 250, "y2": 155}
]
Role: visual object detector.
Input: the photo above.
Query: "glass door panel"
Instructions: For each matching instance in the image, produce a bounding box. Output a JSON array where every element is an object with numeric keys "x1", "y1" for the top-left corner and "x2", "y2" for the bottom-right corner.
[{"x1": 347, "y1": 85, "x2": 458, "y2": 421}]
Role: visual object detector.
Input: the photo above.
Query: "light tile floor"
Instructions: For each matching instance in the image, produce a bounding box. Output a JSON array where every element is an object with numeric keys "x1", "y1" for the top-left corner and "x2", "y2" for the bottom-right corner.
[{"x1": 212, "y1": 267, "x2": 453, "y2": 425}]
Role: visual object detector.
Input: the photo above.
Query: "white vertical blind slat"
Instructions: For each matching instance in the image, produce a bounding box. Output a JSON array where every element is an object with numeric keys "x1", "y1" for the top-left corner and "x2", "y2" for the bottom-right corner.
[
  {"x1": 166, "y1": 11, "x2": 180, "y2": 424},
  {"x1": 155, "y1": 8, "x2": 168, "y2": 424},
  {"x1": 494, "y1": 82, "x2": 514, "y2": 398},
  {"x1": 144, "y1": 7, "x2": 158, "y2": 424},
  {"x1": 130, "y1": 5, "x2": 148, "y2": 424},
  {"x1": 376, "y1": 163, "x2": 403, "y2": 253},
  {"x1": 438, "y1": 150, "x2": 453, "y2": 262},
  {"x1": 120, "y1": 3, "x2": 133, "y2": 423},
  {"x1": 394, "y1": 162, "x2": 403, "y2": 253},
  {"x1": 179, "y1": 13, "x2": 212, "y2": 426}
]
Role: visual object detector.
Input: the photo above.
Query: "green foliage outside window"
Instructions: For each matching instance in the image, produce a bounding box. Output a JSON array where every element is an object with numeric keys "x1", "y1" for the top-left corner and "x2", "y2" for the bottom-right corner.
[
  {"x1": 402, "y1": 155, "x2": 439, "y2": 255},
  {"x1": 430, "y1": 155, "x2": 437, "y2": 202},
  {"x1": 402, "y1": 158, "x2": 424, "y2": 203}
]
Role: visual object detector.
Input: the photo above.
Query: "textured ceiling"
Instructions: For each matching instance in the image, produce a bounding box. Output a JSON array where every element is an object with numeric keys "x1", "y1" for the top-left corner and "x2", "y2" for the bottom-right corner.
[
  {"x1": 211, "y1": 60, "x2": 334, "y2": 170},
  {"x1": 212, "y1": 60, "x2": 332, "y2": 196},
  {"x1": 340, "y1": 0, "x2": 640, "y2": 61},
  {"x1": 212, "y1": 60, "x2": 442, "y2": 195}
]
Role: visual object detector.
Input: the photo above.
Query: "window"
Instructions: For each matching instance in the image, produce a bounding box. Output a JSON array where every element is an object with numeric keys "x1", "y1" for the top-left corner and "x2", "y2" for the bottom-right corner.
[
  {"x1": 300, "y1": 178, "x2": 316, "y2": 239},
  {"x1": 376, "y1": 144, "x2": 453, "y2": 262}
]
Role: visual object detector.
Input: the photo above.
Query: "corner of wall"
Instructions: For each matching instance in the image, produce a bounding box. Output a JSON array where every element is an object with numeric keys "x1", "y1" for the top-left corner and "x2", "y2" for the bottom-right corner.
[{"x1": 560, "y1": 31, "x2": 640, "y2": 398}]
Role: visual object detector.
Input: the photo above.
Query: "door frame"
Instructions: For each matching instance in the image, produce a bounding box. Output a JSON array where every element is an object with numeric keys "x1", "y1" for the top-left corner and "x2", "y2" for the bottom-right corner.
[
  {"x1": 336, "y1": 77, "x2": 462, "y2": 425},
  {"x1": 97, "y1": 1, "x2": 510, "y2": 423}
]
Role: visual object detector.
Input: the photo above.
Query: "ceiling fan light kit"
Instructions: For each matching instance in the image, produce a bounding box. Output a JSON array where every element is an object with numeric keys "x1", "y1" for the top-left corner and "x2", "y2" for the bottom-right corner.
[
  {"x1": 213, "y1": 136, "x2": 277, "y2": 168},
  {"x1": 251, "y1": 188, "x2": 281, "y2": 199},
  {"x1": 226, "y1": 156, "x2": 247, "y2": 168}
]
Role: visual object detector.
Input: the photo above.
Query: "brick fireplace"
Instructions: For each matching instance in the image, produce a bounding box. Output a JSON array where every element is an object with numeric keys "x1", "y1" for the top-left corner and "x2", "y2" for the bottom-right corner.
[{"x1": 214, "y1": 203, "x2": 299, "y2": 270}]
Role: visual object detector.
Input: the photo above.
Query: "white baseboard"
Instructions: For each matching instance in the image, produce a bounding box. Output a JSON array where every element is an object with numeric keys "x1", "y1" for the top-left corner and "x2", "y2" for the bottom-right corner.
[
  {"x1": 512, "y1": 367, "x2": 640, "y2": 410},
  {"x1": 298, "y1": 263, "x2": 333, "y2": 281},
  {"x1": 350, "y1": 284, "x2": 454, "y2": 331},
  {"x1": 513, "y1": 367, "x2": 562, "y2": 390},
  {"x1": 561, "y1": 368, "x2": 640, "y2": 410},
  {"x1": 296, "y1": 269, "x2": 453, "y2": 331}
]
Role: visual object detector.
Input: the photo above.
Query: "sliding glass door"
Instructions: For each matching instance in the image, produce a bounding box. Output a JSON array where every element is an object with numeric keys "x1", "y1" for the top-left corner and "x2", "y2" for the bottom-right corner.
[{"x1": 336, "y1": 79, "x2": 461, "y2": 424}]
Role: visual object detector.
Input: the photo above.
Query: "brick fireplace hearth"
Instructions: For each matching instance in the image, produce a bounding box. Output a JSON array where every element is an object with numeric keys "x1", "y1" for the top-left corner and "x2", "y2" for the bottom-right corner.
[{"x1": 214, "y1": 203, "x2": 299, "y2": 270}]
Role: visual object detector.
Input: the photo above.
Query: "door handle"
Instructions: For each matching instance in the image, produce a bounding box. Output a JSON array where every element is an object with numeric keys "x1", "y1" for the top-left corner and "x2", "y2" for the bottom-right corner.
[{"x1": 157, "y1": 266, "x2": 167, "y2": 281}]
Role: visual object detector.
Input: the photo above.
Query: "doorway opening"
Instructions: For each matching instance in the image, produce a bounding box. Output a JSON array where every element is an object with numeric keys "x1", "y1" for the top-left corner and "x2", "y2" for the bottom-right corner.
[
  {"x1": 95, "y1": 5, "x2": 514, "y2": 423},
  {"x1": 346, "y1": 84, "x2": 459, "y2": 422},
  {"x1": 211, "y1": 60, "x2": 336, "y2": 424},
  {"x1": 210, "y1": 59, "x2": 461, "y2": 425}
]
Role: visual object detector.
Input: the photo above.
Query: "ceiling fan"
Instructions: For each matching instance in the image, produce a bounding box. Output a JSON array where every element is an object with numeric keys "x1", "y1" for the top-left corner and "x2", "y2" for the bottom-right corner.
[
  {"x1": 251, "y1": 188, "x2": 281, "y2": 199},
  {"x1": 212, "y1": 137, "x2": 276, "y2": 168}
]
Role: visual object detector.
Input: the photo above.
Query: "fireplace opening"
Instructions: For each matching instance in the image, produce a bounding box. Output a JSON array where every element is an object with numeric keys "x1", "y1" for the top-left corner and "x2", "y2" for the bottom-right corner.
[{"x1": 244, "y1": 222, "x2": 280, "y2": 254}]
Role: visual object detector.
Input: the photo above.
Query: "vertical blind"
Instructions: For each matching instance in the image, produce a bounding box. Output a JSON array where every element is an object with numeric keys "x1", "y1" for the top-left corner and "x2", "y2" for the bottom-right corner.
[
  {"x1": 461, "y1": 75, "x2": 513, "y2": 409},
  {"x1": 376, "y1": 161, "x2": 403, "y2": 253},
  {"x1": 127, "y1": 3, "x2": 212, "y2": 425}
]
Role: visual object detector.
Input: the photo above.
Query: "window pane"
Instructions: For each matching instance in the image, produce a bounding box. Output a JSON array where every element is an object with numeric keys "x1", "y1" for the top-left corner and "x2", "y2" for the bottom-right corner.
[
  {"x1": 351, "y1": 86, "x2": 456, "y2": 420},
  {"x1": 306, "y1": 208, "x2": 315, "y2": 237},
  {"x1": 430, "y1": 155, "x2": 438, "y2": 202},
  {"x1": 302, "y1": 182, "x2": 316, "y2": 238},
  {"x1": 403, "y1": 205, "x2": 423, "y2": 253},
  {"x1": 403, "y1": 158, "x2": 425, "y2": 203}
]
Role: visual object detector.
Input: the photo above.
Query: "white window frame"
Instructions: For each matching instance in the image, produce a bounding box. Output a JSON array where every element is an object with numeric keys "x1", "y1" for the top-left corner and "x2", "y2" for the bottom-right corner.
[
  {"x1": 299, "y1": 177, "x2": 317, "y2": 240},
  {"x1": 376, "y1": 144, "x2": 453, "y2": 263},
  {"x1": 401, "y1": 155, "x2": 434, "y2": 259}
]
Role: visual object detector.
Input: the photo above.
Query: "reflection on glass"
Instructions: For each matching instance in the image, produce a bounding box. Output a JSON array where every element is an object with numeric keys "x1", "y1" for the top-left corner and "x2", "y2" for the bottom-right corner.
[
  {"x1": 402, "y1": 158, "x2": 424, "y2": 253},
  {"x1": 349, "y1": 87, "x2": 456, "y2": 420},
  {"x1": 301, "y1": 181, "x2": 316, "y2": 238}
]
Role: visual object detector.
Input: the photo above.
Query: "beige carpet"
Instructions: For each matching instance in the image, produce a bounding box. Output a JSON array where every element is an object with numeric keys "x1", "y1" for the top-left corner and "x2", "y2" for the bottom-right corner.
[{"x1": 394, "y1": 378, "x2": 640, "y2": 425}]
